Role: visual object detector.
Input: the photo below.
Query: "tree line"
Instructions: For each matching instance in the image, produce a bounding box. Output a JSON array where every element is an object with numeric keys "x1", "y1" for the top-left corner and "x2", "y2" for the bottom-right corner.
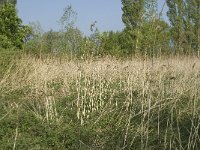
[{"x1": 0, "y1": 0, "x2": 200, "y2": 58}]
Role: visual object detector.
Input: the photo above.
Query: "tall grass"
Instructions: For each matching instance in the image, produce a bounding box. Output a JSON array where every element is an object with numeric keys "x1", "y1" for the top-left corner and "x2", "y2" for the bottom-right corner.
[{"x1": 0, "y1": 55, "x2": 200, "y2": 149}]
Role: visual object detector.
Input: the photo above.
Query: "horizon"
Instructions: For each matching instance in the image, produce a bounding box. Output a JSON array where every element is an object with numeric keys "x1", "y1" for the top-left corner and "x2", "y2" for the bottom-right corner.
[{"x1": 17, "y1": 0, "x2": 168, "y2": 36}]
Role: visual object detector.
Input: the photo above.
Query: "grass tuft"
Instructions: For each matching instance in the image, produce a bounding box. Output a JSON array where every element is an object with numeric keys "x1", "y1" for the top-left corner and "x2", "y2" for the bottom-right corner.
[{"x1": 0, "y1": 55, "x2": 200, "y2": 149}]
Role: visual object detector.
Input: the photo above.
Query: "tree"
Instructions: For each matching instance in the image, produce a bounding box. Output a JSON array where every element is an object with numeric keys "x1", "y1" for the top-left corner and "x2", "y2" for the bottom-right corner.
[
  {"x1": 139, "y1": 19, "x2": 170, "y2": 56},
  {"x1": 100, "y1": 31, "x2": 123, "y2": 57},
  {"x1": 167, "y1": 0, "x2": 200, "y2": 55},
  {"x1": 122, "y1": 0, "x2": 145, "y2": 30},
  {"x1": 166, "y1": 0, "x2": 186, "y2": 54},
  {"x1": 59, "y1": 5, "x2": 77, "y2": 30},
  {"x1": 144, "y1": 0, "x2": 158, "y2": 21},
  {"x1": 121, "y1": 0, "x2": 145, "y2": 55},
  {"x1": 0, "y1": 3, "x2": 30, "y2": 49},
  {"x1": 59, "y1": 5, "x2": 80, "y2": 55},
  {"x1": 0, "y1": 0, "x2": 16, "y2": 5},
  {"x1": 24, "y1": 22, "x2": 45, "y2": 54},
  {"x1": 188, "y1": 0, "x2": 200, "y2": 54},
  {"x1": 121, "y1": 0, "x2": 169, "y2": 57}
]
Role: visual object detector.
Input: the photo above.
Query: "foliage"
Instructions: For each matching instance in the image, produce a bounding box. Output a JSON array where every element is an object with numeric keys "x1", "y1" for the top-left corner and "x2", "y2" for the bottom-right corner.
[
  {"x1": 0, "y1": 3, "x2": 30, "y2": 49},
  {"x1": 59, "y1": 5, "x2": 77, "y2": 30},
  {"x1": 0, "y1": 0, "x2": 16, "y2": 5},
  {"x1": 139, "y1": 19, "x2": 170, "y2": 57},
  {"x1": 121, "y1": 0, "x2": 145, "y2": 30},
  {"x1": 144, "y1": 0, "x2": 157, "y2": 21},
  {"x1": 121, "y1": 0, "x2": 145, "y2": 55},
  {"x1": 57, "y1": 5, "x2": 85, "y2": 57},
  {"x1": 187, "y1": 0, "x2": 200, "y2": 53},
  {"x1": 100, "y1": 31, "x2": 122, "y2": 56},
  {"x1": 18, "y1": 0, "x2": 200, "y2": 59},
  {"x1": 166, "y1": 0, "x2": 200, "y2": 55},
  {"x1": 121, "y1": 0, "x2": 170, "y2": 57},
  {"x1": 23, "y1": 22, "x2": 45, "y2": 55},
  {"x1": 24, "y1": 5, "x2": 94, "y2": 58},
  {"x1": 42, "y1": 30, "x2": 60, "y2": 53},
  {"x1": 166, "y1": 0, "x2": 186, "y2": 53}
]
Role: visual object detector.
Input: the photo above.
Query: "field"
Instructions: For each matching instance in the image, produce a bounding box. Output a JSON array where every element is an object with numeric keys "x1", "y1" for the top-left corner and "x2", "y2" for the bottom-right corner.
[{"x1": 0, "y1": 55, "x2": 200, "y2": 149}]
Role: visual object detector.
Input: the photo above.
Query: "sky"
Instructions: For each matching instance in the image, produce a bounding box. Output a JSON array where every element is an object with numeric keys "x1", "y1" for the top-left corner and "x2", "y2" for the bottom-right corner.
[{"x1": 17, "y1": 0, "x2": 168, "y2": 36}]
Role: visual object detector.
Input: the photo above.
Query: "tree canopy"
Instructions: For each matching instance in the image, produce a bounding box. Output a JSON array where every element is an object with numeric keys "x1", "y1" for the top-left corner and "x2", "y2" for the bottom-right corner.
[
  {"x1": 0, "y1": 3, "x2": 30, "y2": 49},
  {"x1": 0, "y1": 0, "x2": 16, "y2": 5}
]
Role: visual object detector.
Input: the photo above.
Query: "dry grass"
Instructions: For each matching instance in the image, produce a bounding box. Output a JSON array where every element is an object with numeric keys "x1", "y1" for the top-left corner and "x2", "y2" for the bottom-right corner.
[{"x1": 1, "y1": 55, "x2": 200, "y2": 149}]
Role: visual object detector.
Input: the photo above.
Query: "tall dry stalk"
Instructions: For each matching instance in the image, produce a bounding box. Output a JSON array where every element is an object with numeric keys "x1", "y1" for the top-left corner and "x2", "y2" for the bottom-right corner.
[{"x1": 1, "y1": 55, "x2": 200, "y2": 148}]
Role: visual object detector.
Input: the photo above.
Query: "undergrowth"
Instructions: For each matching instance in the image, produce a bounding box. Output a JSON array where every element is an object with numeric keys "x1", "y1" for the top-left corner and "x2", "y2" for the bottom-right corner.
[{"x1": 0, "y1": 55, "x2": 200, "y2": 149}]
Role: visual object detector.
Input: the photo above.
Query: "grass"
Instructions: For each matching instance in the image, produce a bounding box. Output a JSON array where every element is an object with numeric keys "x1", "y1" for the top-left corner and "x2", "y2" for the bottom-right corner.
[{"x1": 0, "y1": 54, "x2": 200, "y2": 149}]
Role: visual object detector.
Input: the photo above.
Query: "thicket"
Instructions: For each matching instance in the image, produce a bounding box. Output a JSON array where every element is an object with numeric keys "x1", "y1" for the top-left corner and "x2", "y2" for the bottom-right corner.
[
  {"x1": 1, "y1": 1, "x2": 200, "y2": 58},
  {"x1": 22, "y1": 0, "x2": 200, "y2": 58}
]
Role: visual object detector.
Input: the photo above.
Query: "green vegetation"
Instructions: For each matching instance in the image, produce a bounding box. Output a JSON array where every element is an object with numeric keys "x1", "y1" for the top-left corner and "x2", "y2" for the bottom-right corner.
[
  {"x1": 0, "y1": 56, "x2": 200, "y2": 149},
  {"x1": 0, "y1": 3, "x2": 30, "y2": 49},
  {"x1": 0, "y1": 1, "x2": 200, "y2": 57},
  {"x1": 0, "y1": 0, "x2": 17, "y2": 6},
  {"x1": 0, "y1": 0, "x2": 200, "y2": 149}
]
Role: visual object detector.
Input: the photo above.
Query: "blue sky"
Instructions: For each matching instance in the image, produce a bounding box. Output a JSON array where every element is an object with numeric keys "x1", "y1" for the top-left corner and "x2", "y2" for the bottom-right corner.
[{"x1": 17, "y1": 0, "x2": 168, "y2": 35}]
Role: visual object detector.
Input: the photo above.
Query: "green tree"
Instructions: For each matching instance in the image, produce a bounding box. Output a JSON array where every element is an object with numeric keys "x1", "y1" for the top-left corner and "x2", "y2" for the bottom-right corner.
[
  {"x1": 167, "y1": 0, "x2": 200, "y2": 55},
  {"x1": 144, "y1": 0, "x2": 158, "y2": 21},
  {"x1": 188, "y1": 0, "x2": 200, "y2": 54},
  {"x1": 121, "y1": 0, "x2": 145, "y2": 55},
  {"x1": 58, "y1": 5, "x2": 84, "y2": 57},
  {"x1": 100, "y1": 31, "x2": 123, "y2": 57},
  {"x1": 0, "y1": 3, "x2": 30, "y2": 49},
  {"x1": 0, "y1": 0, "x2": 16, "y2": 5},
  {"x1": 121, "y1": 0, "x2": 169, "y2": 57},
  {"x1": 59, "y1": 5, "x2": 77, "y2": 31},
  {"x1": 140, "y1": 19, "x2": 170, "y2": 57},
  {"x1": 23, "y1": 21, "x2": 45, "y2": 54},
  {"x1": 121, "y1": 0, "x2": 145, "y2": 30},
  {"x1": 168, "y1": 0, "x2": 183, "y2": 51},
  {"x1": 43, "y1": 29, "x2": 58, "y2": 53},
  {"x1": 166, "y1": 0, "x2": 195, "y2": 54}
]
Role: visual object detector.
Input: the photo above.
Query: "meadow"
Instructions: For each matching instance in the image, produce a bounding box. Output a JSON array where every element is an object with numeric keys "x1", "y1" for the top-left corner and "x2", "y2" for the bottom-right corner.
[{"x1": 0, "y1": 54, "x2": 200, "y2": 149}]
